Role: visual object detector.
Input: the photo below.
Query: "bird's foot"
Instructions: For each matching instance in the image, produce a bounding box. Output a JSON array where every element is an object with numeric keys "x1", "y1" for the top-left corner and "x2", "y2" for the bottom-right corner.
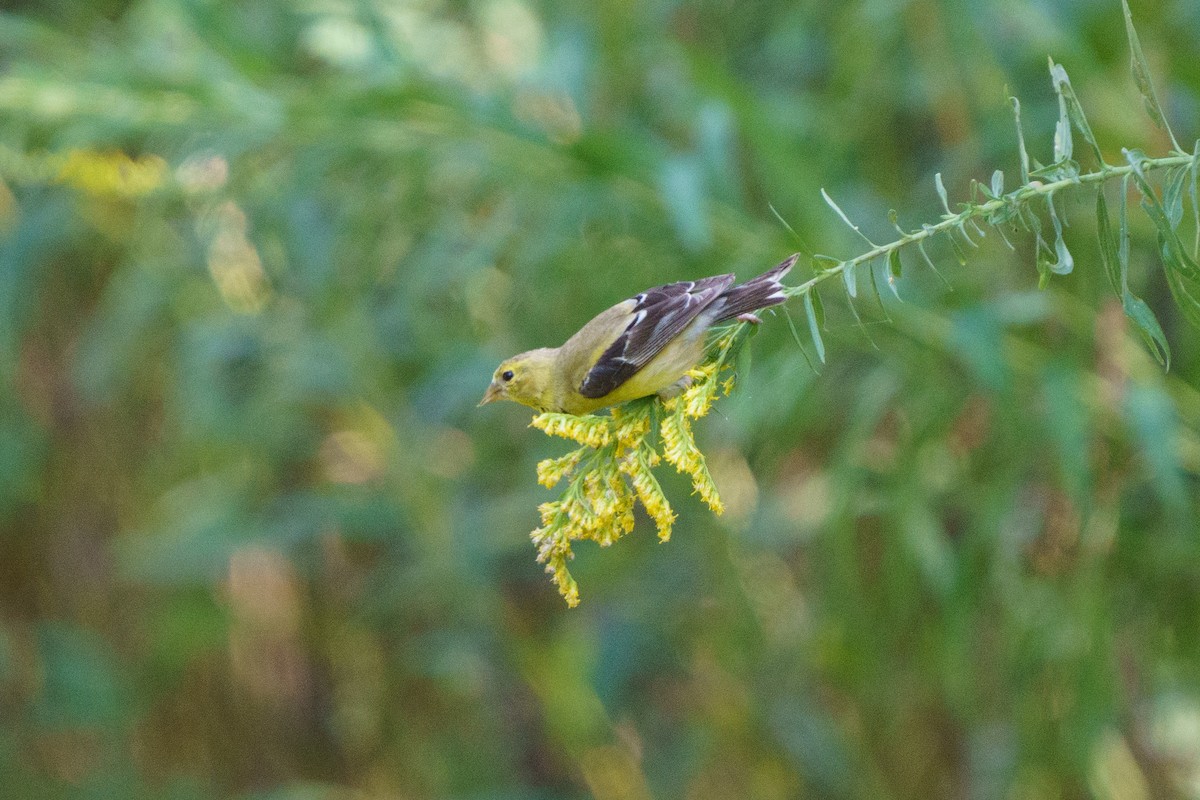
[
  {"x1": 736, "y1": 312, "x2": 763, "y2": 325},
  {"x1": 657, "y1": 375, "x2": 693, "y2": 401}
]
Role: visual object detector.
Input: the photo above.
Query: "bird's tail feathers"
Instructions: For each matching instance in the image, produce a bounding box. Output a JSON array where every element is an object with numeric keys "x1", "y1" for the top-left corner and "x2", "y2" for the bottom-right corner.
[{"x1": 712, "y1": 253, "x2": 798, "y2": 321}]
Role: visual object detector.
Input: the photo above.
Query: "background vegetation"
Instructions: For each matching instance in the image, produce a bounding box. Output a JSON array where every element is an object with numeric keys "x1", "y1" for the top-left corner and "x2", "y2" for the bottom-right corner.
[{"x1": 2, "y1": 0, "x2": 1199, "y2": 797}]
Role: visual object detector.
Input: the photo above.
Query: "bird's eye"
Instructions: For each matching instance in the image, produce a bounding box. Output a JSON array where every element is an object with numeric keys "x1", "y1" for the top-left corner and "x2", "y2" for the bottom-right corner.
[{"x1": 501, "y1": 370, "x2": 514, "y2": 382}]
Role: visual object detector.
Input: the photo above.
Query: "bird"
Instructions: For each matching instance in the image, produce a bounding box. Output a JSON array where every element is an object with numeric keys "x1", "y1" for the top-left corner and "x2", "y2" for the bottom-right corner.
[{"x1": 479, "y1": 254, "x2": 797, "y2": 415}]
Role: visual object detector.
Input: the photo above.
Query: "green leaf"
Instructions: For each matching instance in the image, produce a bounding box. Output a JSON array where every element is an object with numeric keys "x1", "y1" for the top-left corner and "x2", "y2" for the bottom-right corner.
[
  {"x1": 1010, "y1": 96, "x2": 1031, "y2": 184},
  {"x1": 844, "y1": 291, "x2": 876, "y2": 349},
  {"x1": 821, "y1": 188, "x2": 875, "y2": 246},
  {"x1": 1036, "y1": 253, "x2": 1053, "y2": 289},
  {"x1": 1160, "y1": 236, "x2": 1200, "y2": 330},
  {"x1": 1046, "y1": 194, "x2": 1073, "y2": 275},
  {"x1": 994, "y1": 222, "x2": 1017, "y2": 252},
  {"x1": 1122, "y1": 292, "x2": 1171, "y2": 368},
  {"x1": 868, "y1": 260, "x2": 893, "y2": 322},
  {"x1": 1164, "y1": 166, "x2": 1189, "y2": 231},
  {"x1": 948, "y1": 232, "x2": 968, "y2": 267},
  {"x1": 781, "y1": 305, "x2": 818, "y2": 374},
  {"x1": 934, "y1": 173, "x2": 952, "y2": 216},
  {"x1": 842, "y1": 262, "x2": 857, "y2": 298},
  {"x1": 812, "y1": 254, "x2": 841, "y2": 274},
  {"x1": 811, "y1": 286, "x2": 826, "y2": 329},
  {"x1": 917, "y1": 240, "x2": 951, "y2": 287},
  {"x1": 1191, "y1": 143, "x2": 1200, "y2": 260},
  {"x1": 1119, "y1": 174, "x2": 1131, "y2": 278},
  {"x1": 1123, "y1": 148, "x2": 1200, "y2": 283},
  {"x1": 804, "y1": 290, "x2": 826, "y2": 363},
  {"x1": 1122, "y1": 0, "x2": 1182, "y2": 152},
  {"x1": 1096, "y1": 190, "x2": 1123, "y2": 296},
  {"x1": 1049, "y1": 59, "x2": 1074, "y2": 165},
  {"x1": 886, "y1": 249, "x2": 903, "y2": 299},
  {"x1": 1049, "y1": 60, "x2": 1103, "y2": 166},
  {"x1": 1124, "y1": 150, "x2": 1200, "y2": 326},
  {"x1": 960, "y1": 221, "x2": 979, "y2": 247},
  {"x1": 990, "y1": 169, "x2": 1004, "y2": 198},
  {"x1": 769, "y1": 203, "x2": 813, "y2": 255}
]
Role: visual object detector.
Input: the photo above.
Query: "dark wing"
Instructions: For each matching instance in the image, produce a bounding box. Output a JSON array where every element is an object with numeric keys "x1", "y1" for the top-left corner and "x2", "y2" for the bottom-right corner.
[{"x1": 578, "y1": 274, "x2": 734, "y2": 398}]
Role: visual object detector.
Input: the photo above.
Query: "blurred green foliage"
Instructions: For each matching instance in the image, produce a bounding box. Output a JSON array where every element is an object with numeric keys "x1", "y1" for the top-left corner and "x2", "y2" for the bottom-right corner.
[{"x1": 1, "y1": 0, "x2": 1199, "y2": 798}]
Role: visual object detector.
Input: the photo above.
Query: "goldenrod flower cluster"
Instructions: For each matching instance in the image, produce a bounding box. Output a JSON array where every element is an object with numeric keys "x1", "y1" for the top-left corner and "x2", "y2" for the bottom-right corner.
[
  {"x1": 527, "y1": 324, "x2": 749, "y2": 606},
  {"x1": 660, "y1": 398, "x2": 724, "y2": 516}
]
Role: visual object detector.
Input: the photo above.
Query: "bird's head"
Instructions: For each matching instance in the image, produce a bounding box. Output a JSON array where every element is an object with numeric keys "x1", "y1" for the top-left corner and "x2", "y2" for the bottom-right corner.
[{"x1": 479, "y1": 348, "x2": 558, "y2": 412}]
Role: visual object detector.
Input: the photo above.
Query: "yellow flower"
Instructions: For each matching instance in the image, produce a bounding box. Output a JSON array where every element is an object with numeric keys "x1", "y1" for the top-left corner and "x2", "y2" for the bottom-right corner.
[
  {"x1": 660, "y1": 402, "x2": 724, "y2": 515},
  {"x1": 621, "y1": 450, "x2": 675, "y2": 542},
  {"x1": 610, "y1": 403, "x2": 652, "y2": 452},
  {"x1": 536, "y1": 448, "x2": 586, "y2": 487},
  {"x1": 690, "y1": 472, "x2": 725, "y2": 516},
  {"x1": 531, "y1": 412, "x2": 612, "y2": 448},
  {"x1": 538, "y1": 546, "x2": 580, "y2": 608}
]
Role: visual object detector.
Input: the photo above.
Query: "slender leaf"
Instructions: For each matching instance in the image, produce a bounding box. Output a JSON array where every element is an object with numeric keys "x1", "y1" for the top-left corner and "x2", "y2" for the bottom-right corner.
[
  {"x1": 1192, "y1": 143, "x2": 1200, "y2": 259},
  {"x1": 843, "y1": 262, "x2": 857, "y2": 298},
  {"x1": 1122, "y1": 0, "x2": 1183, "y2": 152},
  {"x1": 967, "y1": 216, "x2": 987, "y2": 240},
  {"x1": 1097, "y1": 190, "x2": 1123, "y2": 296},
  {"x1": 1160, "y1": 236, "x2": 1200, "y2": 330},
  {"x1": 867, "y1": 259, "x2": 893, "y2": 321},
  {"x1": 821, "y1": 188, "x2": 875, "y2": 246},
  {"x1": 886, "y1": 249, "x2": 903, "y2": 299},
  {"x1": 780, "y1": 305, "x2": 818, "y2": 374},
  {"x1": 812, "y1": 254, "x2": 842, "y2": 274},
  {"x1": 1119, "y1": 174, "x2": 1131, "y2": 279},
  {"x1": 1126, "y1": 150, "x2": 1200, "y2": 282},
  {"x1": 803, "y1": 290, "x2": 826, "y2": 363},
  {"x1": 1049, "y1": 60, "x2": 1103, "y2": 166},
  {"x1": 917, "y1": 240, "x2": 951, "y2": 287},
  {"x1": 994, "y1": 222, "x2": 1017, "y2": 252},
  {"x1": 843, "y1": 291, "x2": 877, "y2": 349},
  {"x1": 1046, "y1": 194, "x2": 1073, "y2": 275},
  {"x1": 948, "y1": 232, "x2": 968, "y2": 267},
  {"x1": 1010, "y1": 96, "x2": 1031, "y2": 184},
  {"x1": 990, "y1": 169, "x2": 1004, "y2": 199},
  {"x1": 934, "y1": 173, "x2": 952, "y2": 216},
  {"x1": 1164, "y1": 166, "x2": 1188, "y2": 231},
  {"x1": 769, "y1": 203, "x2": 812, "y2": 254},
  {"x1": 1049, "y1": 59, "x2": 1075, "y2": 165},
  {"x1": 1123, "y1": 292, "x2": 1171, "y2": 368}
]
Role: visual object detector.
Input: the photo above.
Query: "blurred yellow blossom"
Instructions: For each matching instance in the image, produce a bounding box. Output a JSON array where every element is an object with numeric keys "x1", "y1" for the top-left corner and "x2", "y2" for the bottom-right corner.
[{"x1": 56, "y1": 148, "x2": 167, "y2": 198}]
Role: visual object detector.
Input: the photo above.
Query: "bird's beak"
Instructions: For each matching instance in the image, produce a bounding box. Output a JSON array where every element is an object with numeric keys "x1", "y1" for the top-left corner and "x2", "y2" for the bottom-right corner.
[{"x1": 478, "y1": 381, "x2": 503, "y2": 407}]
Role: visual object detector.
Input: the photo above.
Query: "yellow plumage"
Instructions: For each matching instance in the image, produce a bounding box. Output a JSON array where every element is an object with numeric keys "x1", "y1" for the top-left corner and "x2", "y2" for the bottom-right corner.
[{"x1": 479, "y1": 255, "x2": 797, "y2": 415}]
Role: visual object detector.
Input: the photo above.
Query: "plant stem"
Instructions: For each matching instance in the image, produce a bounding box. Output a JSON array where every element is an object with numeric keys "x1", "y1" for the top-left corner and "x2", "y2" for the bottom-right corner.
[{"x1": 783, "y1": 153, "x2": 1195, "y2": 299}]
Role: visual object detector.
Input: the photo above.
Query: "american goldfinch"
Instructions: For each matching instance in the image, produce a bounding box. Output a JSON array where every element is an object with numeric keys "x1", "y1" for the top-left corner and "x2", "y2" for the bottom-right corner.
[{"x1": 479, "y1": 254, "x2": 797, "y2": 415}]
